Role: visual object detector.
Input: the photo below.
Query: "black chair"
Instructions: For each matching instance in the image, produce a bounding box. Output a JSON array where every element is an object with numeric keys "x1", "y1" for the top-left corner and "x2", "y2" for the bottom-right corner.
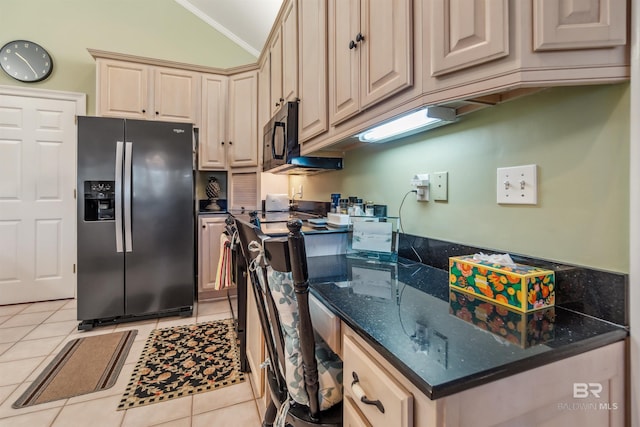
[{"x1": 235, "y1": 218, "x2": 343, "y2": 427}]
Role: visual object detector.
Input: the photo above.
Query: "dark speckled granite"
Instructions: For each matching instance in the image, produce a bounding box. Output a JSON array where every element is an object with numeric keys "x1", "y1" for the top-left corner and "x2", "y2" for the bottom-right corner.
[
  {"x1": 398, "y1": 234, "x2": 628, "y2": 326},
  {"x1": 307, "y1": 255, "x2": 628, "y2": 400}
]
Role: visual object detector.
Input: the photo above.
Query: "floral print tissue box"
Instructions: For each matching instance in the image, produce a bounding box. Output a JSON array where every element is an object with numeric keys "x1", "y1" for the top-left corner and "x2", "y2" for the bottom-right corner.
[{"x1": 449, "y1": 255, "x2": 555, "y2": 312}]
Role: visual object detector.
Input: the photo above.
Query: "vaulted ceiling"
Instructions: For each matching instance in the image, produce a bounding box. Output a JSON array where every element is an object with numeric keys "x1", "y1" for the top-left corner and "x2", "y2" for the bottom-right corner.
[{"x1": 174, "y1": 0, "x2": 284, "y2": 57}]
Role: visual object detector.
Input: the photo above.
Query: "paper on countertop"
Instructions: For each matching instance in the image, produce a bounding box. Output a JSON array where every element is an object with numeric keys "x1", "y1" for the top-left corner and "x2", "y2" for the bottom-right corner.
[{"x1": 472, "y1": 252, "x2": 516, "y2": 268}]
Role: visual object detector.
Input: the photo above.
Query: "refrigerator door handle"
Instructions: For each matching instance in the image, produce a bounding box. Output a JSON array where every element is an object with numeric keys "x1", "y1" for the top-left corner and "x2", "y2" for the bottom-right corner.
[
  {"x1": 115, "y1": 141, "x2": 124, "y2": 253},
  {"x1": 124, "y1": 142, "x2": 133, "y2": 252}
]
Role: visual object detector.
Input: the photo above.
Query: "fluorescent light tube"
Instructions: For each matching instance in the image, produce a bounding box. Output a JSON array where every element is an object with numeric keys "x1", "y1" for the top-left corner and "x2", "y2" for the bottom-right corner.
[{"x1": 358, "y1": 107, "x2": 455, "y2": 143}]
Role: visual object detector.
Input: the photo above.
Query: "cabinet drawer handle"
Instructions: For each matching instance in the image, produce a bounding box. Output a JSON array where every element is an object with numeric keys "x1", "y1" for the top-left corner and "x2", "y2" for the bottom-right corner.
[{"x1": 351, "y1": 372, "x2": 385, "y2": 413}]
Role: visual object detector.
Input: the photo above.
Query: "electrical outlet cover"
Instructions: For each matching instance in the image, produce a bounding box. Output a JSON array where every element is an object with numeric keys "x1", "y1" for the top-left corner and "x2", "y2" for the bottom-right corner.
[
  {"x1": 432, "y1": 172, "x2": 448, "y2": 201},
  {"x1": 497, "y1": 164, "x2": 537, "y2": 205}
]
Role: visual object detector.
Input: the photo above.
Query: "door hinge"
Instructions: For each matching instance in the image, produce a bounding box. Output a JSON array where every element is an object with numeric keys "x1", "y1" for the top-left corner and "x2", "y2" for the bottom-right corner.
[
  {"x1": 73, "y1": 263, "x2": 76, "y2": 273},
  {"x1": 73, "y1": 189, "x2": 76, "y2": 199}
]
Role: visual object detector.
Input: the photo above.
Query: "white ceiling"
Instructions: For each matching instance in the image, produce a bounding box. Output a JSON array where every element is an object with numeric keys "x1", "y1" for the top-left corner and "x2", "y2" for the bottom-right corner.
[{"x1": 174, "y1": 0, "x2": 284, "y2": 58}]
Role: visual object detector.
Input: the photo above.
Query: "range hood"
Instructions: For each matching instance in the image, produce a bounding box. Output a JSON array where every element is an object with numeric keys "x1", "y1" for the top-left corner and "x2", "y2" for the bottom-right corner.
[{"x1": 265, "y1": 156, "x2": 343, "y2": 175}]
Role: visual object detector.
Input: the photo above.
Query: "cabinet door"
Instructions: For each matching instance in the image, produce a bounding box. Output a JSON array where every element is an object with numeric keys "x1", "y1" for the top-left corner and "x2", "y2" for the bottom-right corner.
[
  {"x1": 343, "y1": 334, "x2": 413, "y2": 427},
  {"x1": 533, "y1": 0, "x2": 627, "y2": 51},
  {"x1": 199, "y1": 74, "x2": 228, "y2": 170},
  {"x1": 97, "y1": 59, "x2": 150, "y2": 119},
  {"x1": 198, "y1": 217, "x2": 226, "y2": 295},
  {"x1": 344, "y1": 397, "x2": 373, "y2": 427},
  {"x1": 228, "y1": 71, "x2": 258, "y2": 167},
  {"x1": 269, "y1": 28, "x2": 284, "y2": 117},
  {"x1": 246, "y1": 279, "x2": 266, "y2": 398},
  {"x1": 429, "y1": 0, "x2": 509, "y2": 77},
  {"x1": 153, "y1": 67, "x2": 200, "y2": 124},
  {"x1": 258, "y1": 57, "x2": 271, "y2": 135},
  {"x1": 281, "y1": 0, "x2": 298, "y2": 103},
  {"x1": 328, "y1": 0, "x2": 360, "y2": 125},
  {"x1": 359, "y1": 0, "x2": 413, "y2": 109},
  {"x1": 298, "y1": 0, "x2": 329, "y2": 142}
]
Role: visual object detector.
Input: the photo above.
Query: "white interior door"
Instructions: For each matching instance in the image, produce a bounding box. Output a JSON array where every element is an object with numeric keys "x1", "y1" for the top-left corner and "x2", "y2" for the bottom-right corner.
[{"x1": 0, "y1": 87, "x2": 85, "y2": 304}]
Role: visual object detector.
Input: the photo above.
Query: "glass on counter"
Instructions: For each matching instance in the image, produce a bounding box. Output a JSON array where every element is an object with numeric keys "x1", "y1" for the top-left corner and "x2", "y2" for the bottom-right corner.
[{"x1": 347, "y1": 216, "x2": 399, "y2": 263}]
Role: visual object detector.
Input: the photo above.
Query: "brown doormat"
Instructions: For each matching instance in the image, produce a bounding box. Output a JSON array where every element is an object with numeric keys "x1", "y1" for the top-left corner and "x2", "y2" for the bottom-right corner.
[
  {"x1": 12, "y1": 330, "x2": 137, "y2": 408},
  {"x1": 118, "y1": 319, "x2": 245, "y2": 410}
]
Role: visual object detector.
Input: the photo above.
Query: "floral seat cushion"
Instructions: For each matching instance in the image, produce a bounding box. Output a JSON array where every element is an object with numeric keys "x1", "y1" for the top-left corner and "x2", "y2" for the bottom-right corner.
[{"x1": 264, "y1": 267, "x2": 343, "y2": 410}]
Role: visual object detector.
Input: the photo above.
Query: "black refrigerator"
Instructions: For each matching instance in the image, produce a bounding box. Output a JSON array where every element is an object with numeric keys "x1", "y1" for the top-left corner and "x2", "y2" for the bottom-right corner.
[{"x1": 76, "y1": 116, "x2": 194, "y2": 330}]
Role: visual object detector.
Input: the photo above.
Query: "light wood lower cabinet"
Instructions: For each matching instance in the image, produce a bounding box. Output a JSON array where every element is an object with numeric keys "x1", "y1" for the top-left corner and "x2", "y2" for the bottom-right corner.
[
  {"x1": 197, "y1": 216, "x2": 226, "y2": 300},
  {"x1": 342, "y1": 323, "x2": 625, "y2": 427},
  {"x1": 343, "y1": 334, "x2": 414, "y2": 427},
  {"x1": 246, "y1": 277, "x2": 266, "y2": 398}
]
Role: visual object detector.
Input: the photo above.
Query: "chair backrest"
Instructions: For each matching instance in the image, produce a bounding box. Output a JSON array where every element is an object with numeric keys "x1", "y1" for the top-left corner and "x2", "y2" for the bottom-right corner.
[
  {"x1": 234, "y1": 218, "x2": 288, "y2": 406},
  {"x1": 234, "y1": 218, "x2": 323, "y2": 420}
]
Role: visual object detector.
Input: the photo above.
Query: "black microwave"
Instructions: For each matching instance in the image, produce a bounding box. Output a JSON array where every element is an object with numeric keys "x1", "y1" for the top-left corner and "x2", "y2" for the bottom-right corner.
[{"x1": 262, "y1": 101, "x2": 343, "y2": 175}]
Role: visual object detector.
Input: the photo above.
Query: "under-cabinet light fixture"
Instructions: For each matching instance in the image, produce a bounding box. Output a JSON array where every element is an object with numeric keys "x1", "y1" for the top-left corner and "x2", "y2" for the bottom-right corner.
[{"x1": 358, "y1": 106, "x2": 457, "y2": 143}]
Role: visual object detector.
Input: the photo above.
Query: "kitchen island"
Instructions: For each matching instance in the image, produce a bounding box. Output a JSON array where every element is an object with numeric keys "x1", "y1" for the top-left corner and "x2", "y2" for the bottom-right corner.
[{"x1": 305, "y1": 254, "x2": 627, "y2": 426}]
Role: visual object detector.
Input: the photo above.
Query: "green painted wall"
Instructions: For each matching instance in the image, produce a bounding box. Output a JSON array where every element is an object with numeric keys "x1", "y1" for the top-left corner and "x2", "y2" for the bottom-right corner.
[
  {"x1": 291, "y1": 84, "x2": 630, "y2": 273},
  {"x1": 0, "y1": 0, "x2": 256, "y2": 114}
]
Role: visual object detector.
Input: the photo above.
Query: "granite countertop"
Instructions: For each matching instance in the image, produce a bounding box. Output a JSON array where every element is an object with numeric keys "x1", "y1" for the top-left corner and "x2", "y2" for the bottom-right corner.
[
  {"x1": 229, "y1": 210, "x2": 350, "y2": 236},
  {"x1": 306, "y1": 255, "x2": 628, "y2": 400}
]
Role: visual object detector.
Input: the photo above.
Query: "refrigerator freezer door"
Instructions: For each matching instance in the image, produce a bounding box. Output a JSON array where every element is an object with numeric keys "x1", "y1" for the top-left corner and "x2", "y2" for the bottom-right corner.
[
  {"x1": 123, "y1": 120, "x2": 194, "y2": 316},
  {"x1": 77, "y1": 117, "x2": 126, "y2": 321}
]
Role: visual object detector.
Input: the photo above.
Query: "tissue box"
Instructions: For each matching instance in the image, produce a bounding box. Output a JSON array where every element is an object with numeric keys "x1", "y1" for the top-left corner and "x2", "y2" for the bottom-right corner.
[
  {"x1": 449, "y1": 288, "x2": 555, "y2": 348},
  {"x1": 449, "y1": 255, "x2": 555, "y2": 312}
]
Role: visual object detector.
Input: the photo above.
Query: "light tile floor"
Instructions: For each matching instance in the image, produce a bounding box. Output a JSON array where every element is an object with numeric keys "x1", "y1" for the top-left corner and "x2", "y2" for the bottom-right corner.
[{"x1": 0, "y1": 297, "x2": 263, "y2": 427}]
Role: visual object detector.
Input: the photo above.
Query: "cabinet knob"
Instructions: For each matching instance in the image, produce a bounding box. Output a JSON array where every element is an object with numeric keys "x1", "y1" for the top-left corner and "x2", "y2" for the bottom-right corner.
[
  {"x1": 202, "y1": 225, "x2": 206, "y2": 229},
  {"x1": 349, "y1": 40, "x2": 357, "y2": 50},
  {"x1": 275, "y1": 102, "x2": 280, "y2": 107},
  {"x1": 142, "y1": 109, "x2": 146, "y2": 113},
  {"x1": 279, "y1": 97, "x2": 284, "y2": 102},
  {"x1": 356, "y1": 33, "x2": 364, "y2": 42},
  {"x1": 155, "y1": 111, "x2": 159, "y2": 115},
  {"x1": 221, "y1": 141, "x2": 225, "y2": 145},
  {"x1": 228, "y1": 141, "x2": 233, "y2": 145}
]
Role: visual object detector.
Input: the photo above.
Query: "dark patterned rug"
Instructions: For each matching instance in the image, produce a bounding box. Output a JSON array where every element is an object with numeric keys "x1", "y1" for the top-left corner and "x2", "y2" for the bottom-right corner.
[{"x1": 118, "y1": 319, "x2": 245, "y2": 409}]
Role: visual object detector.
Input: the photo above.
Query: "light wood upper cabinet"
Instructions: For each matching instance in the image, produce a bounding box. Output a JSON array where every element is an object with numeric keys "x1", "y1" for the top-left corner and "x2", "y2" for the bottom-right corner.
[
  {"x1": 533, "y1": 0, "x2": 627, "y2": 51},
  {"x1": 228, "y1": 71, "x2": 258, "y2": 167},
  {"x1": 97, "y1": 60, "x2": 149, "y2": 120},
  {"x1": 359, "y1": 0, "x2": 413, "y2": 110},
  {"x1": 429, "y1": 0, "x2": 509, "y2": 77},
  {"x1": 269, "y1": 0, "x2": 298, "y2": 118},
  {"x1": 258, "y1": 56, "x2": 271, "y2": 158},
  {"x1": 96, "y1": 59, "x2": 199, "y2": 124},
  {"x1": 281, "y1": 0, "x2": 298, "y2": 103},
  {"x1": 199, "y1": 71, "x2": 258, "y2": 170},
  {"x1": 199, "y1": 74, "x2": 227, "y2": 170},
  {"x1": 298, "y1": 0, "x2": 329, "y2": 142},
  {"x1": 269, "y1": 28, "x2": 283, "y2": 117},
  {"x1": 329, "y1": 0, "x2": 413, "y2": 126}
]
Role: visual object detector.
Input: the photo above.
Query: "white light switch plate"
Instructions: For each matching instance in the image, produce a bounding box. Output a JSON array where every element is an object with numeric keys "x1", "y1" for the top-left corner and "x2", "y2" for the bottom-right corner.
[
  {"x1": 432, "y1": 172, "x2": 448, "y2": 201},
  {"x1": 497, "y1": 164, "x2": 537, "y2": 204}
]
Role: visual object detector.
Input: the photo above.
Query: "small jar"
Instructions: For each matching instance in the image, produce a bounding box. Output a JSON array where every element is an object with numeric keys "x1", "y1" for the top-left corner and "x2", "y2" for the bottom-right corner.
[
  {"x1": 365, "y1": 201, "x2": 374, "y2": 216},
  {"x1": 354, "y1": 198, "x2": 364, "y2": 216},
  {"x1": 339, "y1": 199, "x2": 349, "y2": 215}
]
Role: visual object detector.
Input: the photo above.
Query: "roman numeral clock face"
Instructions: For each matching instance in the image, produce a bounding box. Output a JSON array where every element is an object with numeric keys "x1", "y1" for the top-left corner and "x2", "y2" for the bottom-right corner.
[{"x1": 1, "y1": 40, "x2": 53, "y2": 82}]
